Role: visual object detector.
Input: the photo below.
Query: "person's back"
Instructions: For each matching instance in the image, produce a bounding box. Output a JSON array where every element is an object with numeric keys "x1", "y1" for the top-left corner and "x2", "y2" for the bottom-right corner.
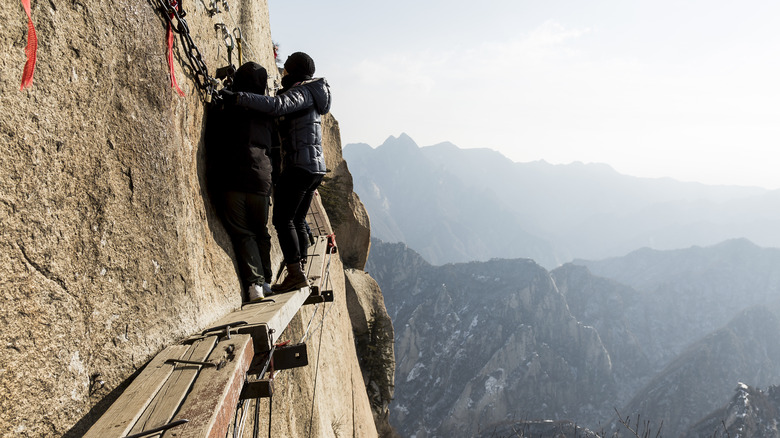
[
  {"x1": 275, "y1": 76, "x2": 331, "y2": 175},
  {"x1": 211, "y1": 64, "x2": 275, "y2": 197},
  {"x1": 207, "y1": 62, "x2": 275, "y2": 302}
]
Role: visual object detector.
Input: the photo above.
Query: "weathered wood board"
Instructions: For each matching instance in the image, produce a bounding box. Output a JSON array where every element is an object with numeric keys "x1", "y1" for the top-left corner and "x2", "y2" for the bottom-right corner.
[
  {"x1": 127, "y1": 336, "x2": 218, "y2": 437},
  {"x1": 161, "y1": 334, "x2": 254, "y2": 438},
  {"x1": 83, "y1": 344, "x2": 190, "y2": 438},
  {"x1": 306, "y1": 191, "x2": 333, "y2": 237}
]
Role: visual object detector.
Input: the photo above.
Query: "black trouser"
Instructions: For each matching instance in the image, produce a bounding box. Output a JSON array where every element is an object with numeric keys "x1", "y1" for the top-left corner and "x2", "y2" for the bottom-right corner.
[
  {"x1": 272, "y1": 167, "x2": 323, "y2": 264},
  {"x1": 222, "y1": 191, "x2": 272, "y2": 287}
]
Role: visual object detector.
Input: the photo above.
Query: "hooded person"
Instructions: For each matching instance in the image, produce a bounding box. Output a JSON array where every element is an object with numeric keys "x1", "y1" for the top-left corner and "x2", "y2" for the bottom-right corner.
[
  {"x1": 207, "y1": 61, "x2": 276, "y2": 302},
  {"x1": 221, "y1": 51, "x2": 331, "y2": 293}
]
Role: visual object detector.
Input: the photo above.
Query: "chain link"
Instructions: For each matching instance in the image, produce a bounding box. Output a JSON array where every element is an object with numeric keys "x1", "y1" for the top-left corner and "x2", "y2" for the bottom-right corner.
[{"x1": 156, "y1": 0, "x2": 219, "y2": 100}]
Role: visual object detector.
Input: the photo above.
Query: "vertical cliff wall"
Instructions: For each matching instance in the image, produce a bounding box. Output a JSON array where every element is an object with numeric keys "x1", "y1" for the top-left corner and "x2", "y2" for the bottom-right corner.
[{"x1": 0, "y1": 1, "x2": 389, "y2": 436}]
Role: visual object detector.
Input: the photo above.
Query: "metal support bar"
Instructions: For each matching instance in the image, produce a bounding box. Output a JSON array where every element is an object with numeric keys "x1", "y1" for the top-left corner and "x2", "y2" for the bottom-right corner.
[
  {"x1": 303, "y1": 290, "x2": 334, "y2": 306},
  {"x1": 165, "y1": 359, "x2": 216, "y2": 368}
]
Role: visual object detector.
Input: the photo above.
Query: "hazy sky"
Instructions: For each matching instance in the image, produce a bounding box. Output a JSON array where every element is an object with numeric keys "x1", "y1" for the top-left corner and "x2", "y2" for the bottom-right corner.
[{"x1": 268, "y1": 1, "x2": 780, "y2": 189}]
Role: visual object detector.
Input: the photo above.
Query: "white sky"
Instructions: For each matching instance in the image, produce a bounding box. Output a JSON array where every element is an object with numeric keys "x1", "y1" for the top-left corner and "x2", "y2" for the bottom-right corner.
[{"x1": 268, "y1": 1, "x2": 780, "y2": 189}]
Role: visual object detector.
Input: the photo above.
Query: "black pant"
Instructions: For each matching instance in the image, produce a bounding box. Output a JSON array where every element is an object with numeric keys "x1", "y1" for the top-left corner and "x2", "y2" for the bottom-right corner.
[
  {"x1": 222, "y1": 191, "x2": 272, "y2": 287},
  {"x1": 272, "y1": 167, "x2": 323, "y2": 264}
]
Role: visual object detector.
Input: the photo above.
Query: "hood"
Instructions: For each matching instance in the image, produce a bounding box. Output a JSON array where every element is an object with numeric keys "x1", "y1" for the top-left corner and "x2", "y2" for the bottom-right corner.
[{"x1": 302, "y1": 78, "x2": 332, "y2": 115}]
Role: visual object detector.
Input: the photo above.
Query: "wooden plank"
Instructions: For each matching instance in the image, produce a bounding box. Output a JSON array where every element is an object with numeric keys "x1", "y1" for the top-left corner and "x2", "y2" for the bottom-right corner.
[
  {"x1": 161, "y1": 334, "x2": 254, "y2": 438},
  {"x1": 83, "y1": 344, "x2": 190, "y2": 438},
  {"x1": 195, "y1": 287, "x2": 312, "y2": 353},
  {"x1": 304, "y1": 236, "x2": 329, "y2": 293},
  {"x1": 127, "y1": 336, "x2": 218, "y2": 437},
  {"x1": 303, "y1": 236, "x2": 327, "y2": 277},
  {"x1": 305, "y1": 191, "x2": 332, "y2": 236},
  {"x1": 245, "y1": 287, "x2": 312, "y2": 351}
]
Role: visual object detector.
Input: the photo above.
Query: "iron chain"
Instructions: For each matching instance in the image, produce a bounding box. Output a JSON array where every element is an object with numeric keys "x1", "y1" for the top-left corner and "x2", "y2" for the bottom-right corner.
[{"x1": 157, "y1": 0, "x2": 219, "y2": 100}]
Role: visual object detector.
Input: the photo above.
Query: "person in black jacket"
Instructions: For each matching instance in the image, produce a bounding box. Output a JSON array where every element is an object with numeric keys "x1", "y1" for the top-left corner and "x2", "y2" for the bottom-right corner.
[
  {"x1": 222, "y1": 52, "x2": 331, "y2": 293},
  {"x1": 207, "y1": 62, "x2": 275, "y2": 302}
]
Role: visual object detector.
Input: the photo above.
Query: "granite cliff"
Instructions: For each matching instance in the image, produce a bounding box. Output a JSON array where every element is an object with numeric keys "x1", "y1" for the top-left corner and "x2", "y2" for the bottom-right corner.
[
  {"x1": 367, "y1": 241, "x2": 616, "y2": 437},
  {"x1": 0, "y1": 1, "x2": 391, "y2": 436},
  {"x1": 685, "y1": 383, "x2": 780, "y2": 438}
]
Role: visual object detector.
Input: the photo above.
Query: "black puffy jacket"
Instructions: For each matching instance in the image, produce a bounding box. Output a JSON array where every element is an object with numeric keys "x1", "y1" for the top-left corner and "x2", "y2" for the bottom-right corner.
[
  {"x1": 205, "y1": 104, "x2": 275, "y2": 196},
  {"x1": 236, "y1": 78, "x2": 331, "y2": 175}
]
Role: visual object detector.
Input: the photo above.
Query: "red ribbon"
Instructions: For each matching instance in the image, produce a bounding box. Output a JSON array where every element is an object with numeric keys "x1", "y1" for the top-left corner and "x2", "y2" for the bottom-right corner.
[
  {"x1": 167, "y1": 19, "x2": 185, "y2": 96},
  {"x1": 326, "y1": 233, "x2": 338, "y2": 254},
  {"x1": 20, "y1": 0, "x2": 37, "y2": 90}
]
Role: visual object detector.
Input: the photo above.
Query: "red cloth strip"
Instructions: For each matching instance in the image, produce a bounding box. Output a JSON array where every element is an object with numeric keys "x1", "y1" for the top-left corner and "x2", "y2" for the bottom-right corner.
[
  {"x1": 20, "y1": 0, "x2": 37, "y2": 90},
  {"x1": 167, "y1": 20, "x2": 185, "y2": 96}
]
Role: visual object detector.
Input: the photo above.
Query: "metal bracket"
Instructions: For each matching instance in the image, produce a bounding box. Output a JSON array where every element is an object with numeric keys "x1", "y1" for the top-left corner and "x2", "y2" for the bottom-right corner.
[
  {"x1": 201, "y1": 321, "x2": 247, "y2": 339},
  {"x1": 273, "y1": 343, "x2": 308, "y2": 370},
  {"x1": 165, "y1": 359, "x2": 216, "y2": 368},
  {"x1": 240, "y1": 378, "x2": 273, "y2": 399},
  {"x1": 304, "y1": 290, "x2": 334, "y2": 305}
]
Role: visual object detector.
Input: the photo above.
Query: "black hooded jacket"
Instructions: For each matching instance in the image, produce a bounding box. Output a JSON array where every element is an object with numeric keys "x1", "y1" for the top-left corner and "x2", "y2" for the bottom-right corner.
[
  {"x1": 206, "y1": 106, "x2": 275, "y2": 195},
  {"x1": 236, "y1": 78, "x2": 331, "y2": 175},
  {"x1": 206, "y1": 64, "x2": 276, "y2": 196}
]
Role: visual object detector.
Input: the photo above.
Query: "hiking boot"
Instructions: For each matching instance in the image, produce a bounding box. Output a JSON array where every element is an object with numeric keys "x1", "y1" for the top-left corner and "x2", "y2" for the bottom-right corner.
[
  {"x1": 271, "y1": 262, "x2": 308, "y2": 293},
  {"x1": 247, "y1": 283, "x2": 265, "y2": 302}
]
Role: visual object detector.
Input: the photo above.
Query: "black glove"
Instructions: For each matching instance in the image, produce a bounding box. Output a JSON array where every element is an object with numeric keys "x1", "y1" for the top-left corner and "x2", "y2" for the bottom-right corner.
[{"x1": 219, "y1": 89, "x2": 238, "y2": 106}]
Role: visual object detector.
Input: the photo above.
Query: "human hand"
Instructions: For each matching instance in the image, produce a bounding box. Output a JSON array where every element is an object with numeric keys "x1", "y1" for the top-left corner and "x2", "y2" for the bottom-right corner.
[{"x1": 219, "y1": 89, "x2": 237, "y2": 105}]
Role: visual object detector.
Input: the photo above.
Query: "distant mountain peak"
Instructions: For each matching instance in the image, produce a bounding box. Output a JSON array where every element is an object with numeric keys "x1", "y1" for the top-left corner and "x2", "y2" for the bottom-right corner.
[
  {"x1": 379, "y1": 133, "x2": 419, "y2": 150},
  {"x1": 426, "y1": 141, "x2": 459, "y2": 150}
]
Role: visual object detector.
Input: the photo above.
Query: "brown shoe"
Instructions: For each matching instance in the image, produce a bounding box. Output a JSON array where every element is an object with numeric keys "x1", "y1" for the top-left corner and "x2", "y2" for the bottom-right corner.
[{"x1": 271, "y1": 262, "x2": 309, "y2": 293}]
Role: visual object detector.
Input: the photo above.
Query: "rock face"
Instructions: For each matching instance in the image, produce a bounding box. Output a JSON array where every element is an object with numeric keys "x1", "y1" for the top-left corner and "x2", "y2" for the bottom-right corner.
[
  {"x1": 573, "y1": 239, "x2": 780, "y2": 369},
  {"x1": 558, "y1": 241, "x2": 780, "y2": 437},
  {"x1": 344, "y1": 269, "x2": 397, "y2": 437},
  {"x1": 320, "y1": 113, "x2": 394, "y2": 436},
  {"x1": 0, "y1": 1, "x2": 390, "y2": 437},
  {"x1": 370, "y1": 238, "x2": 780, "y2": 437},
  {"x1": 367, "y1": 241, "x2": 616, "y2": 437},
  {"x1": 685, "y1": 383, "x2": 780, "y2": 438},
  {"x1": 551, "y1": 264, "x2": 654, "y2": 406},
  {"x1": 613, "y1": 306, "x2": 780, "y2": 436},
  {"x1": 253, "y1": 253, "x2": 380, "y2": 438},
  {"x1": 318, "y1": 115, "x2": 371, "y2": 270}
]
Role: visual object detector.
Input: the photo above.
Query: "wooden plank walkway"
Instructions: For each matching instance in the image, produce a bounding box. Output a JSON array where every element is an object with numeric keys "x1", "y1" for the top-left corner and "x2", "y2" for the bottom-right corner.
[
  {"x1": 128, "y1": 337, "x2": 217, "y2": 437},
  {"x1": 198, "y1": 286, "x2": 313, "y2": 353},
  {"x1": 304, "y1": 191, "x2": 335, "y2": 297},
  {"x1": 163, "y1": 334, "x2": 254, "y2": 438},
  {"x1": 84, "y1": 345, "x2": 191, "y2": 438},
  {"x1": 306, "y1": 190, "x2": 333, "y2": 237},
  {"x1": 84, "y1": 191, "x2": 335, "y2": 438}
]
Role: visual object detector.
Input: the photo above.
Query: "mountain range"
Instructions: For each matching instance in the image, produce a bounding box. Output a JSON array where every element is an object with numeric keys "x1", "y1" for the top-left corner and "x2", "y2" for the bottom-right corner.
[
  {"x1": 367, "y1": 238, "x2": 780, "y2": 437},
  {"x1": 344, "y1": 134, "x2": 780, "y2": 269}
]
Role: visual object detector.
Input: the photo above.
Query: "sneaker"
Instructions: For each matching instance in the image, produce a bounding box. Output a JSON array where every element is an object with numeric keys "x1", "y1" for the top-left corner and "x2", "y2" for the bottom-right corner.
[
  {"x1": 262, "y1": 282, "x2": 273, "y2": 296},
  {"x1": 247, "y1": 283, "x2": 264, "y2": 302}
]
